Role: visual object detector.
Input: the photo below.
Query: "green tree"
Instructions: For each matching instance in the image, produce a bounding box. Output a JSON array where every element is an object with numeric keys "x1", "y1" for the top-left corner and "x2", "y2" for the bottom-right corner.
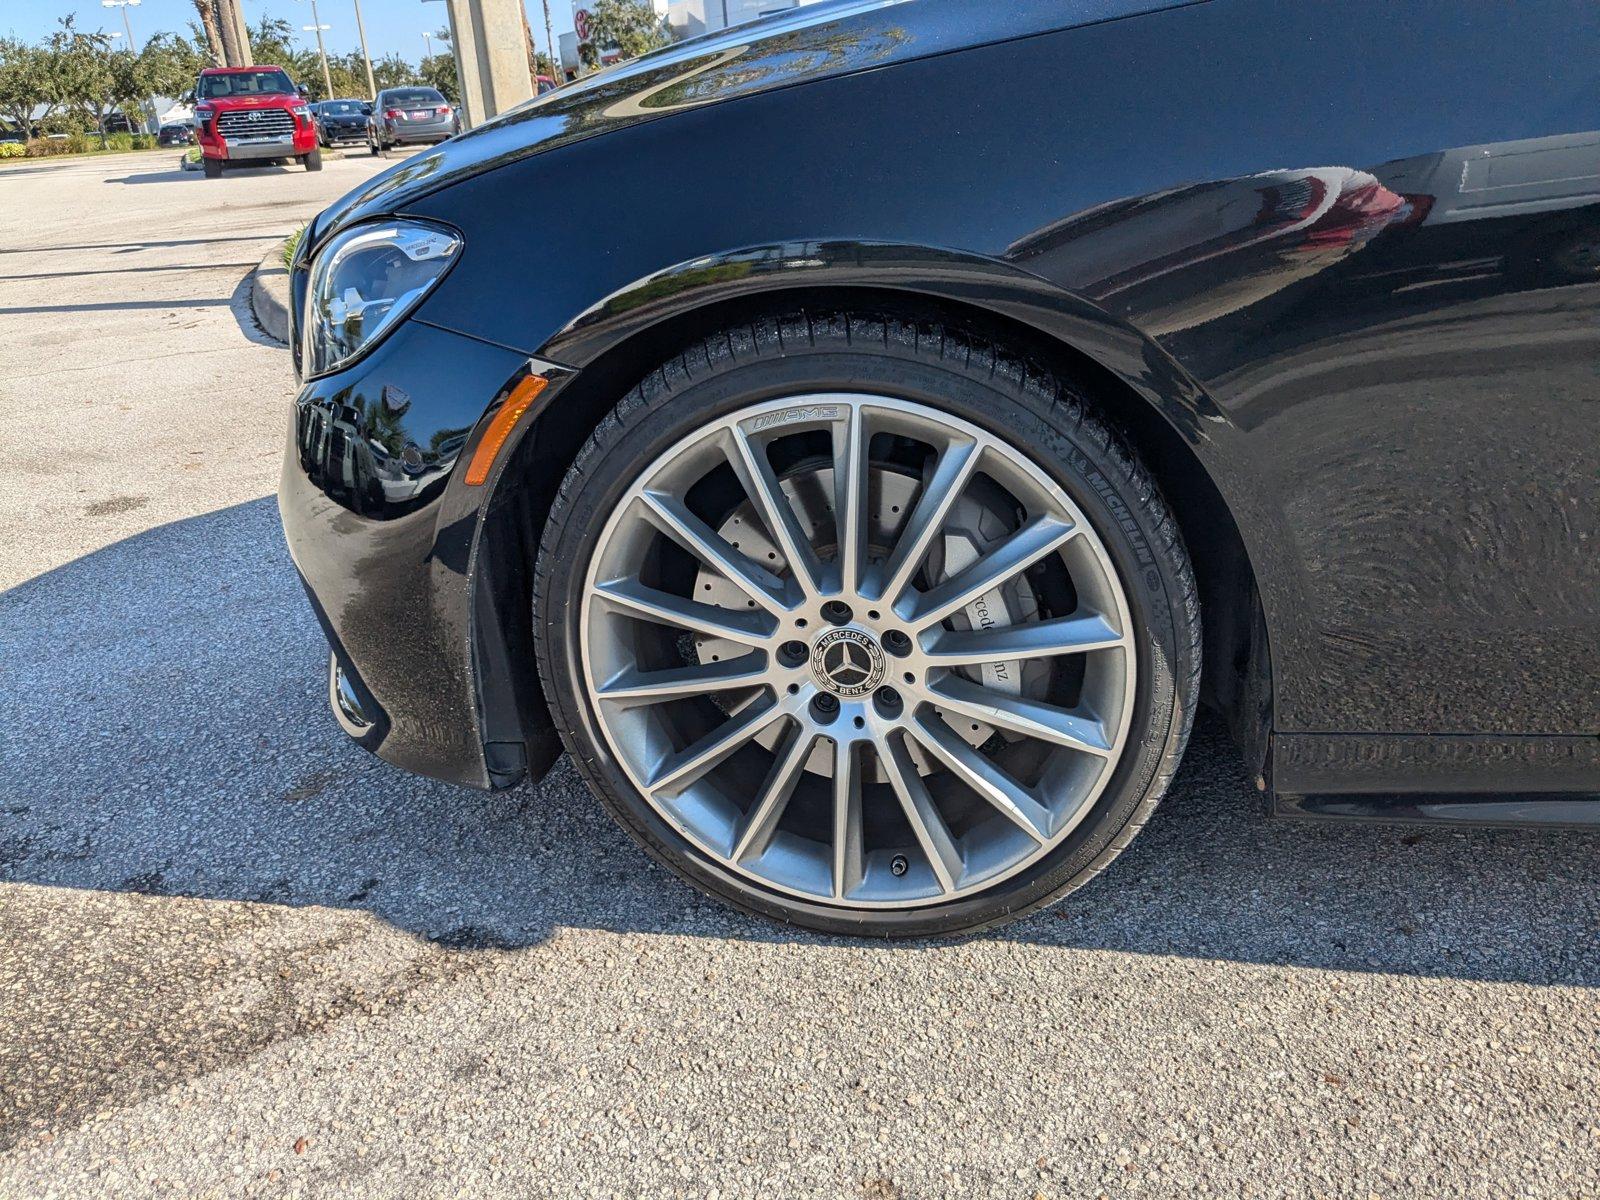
[
  {"x1": 323, "y1": 51, "x2": 375, "y2": 99},
  {"x1": 138, "y1": 31, "x2": 208, "y2": 104},
  {"x1": 246, "y1": 15, "x2": 322, "y2": 92},
  {"x1": 583, "y1": 0, "x2": 669, "y2": 64},
  {"x1": 0, "y1": 37, "x2": 53, "y2": 135},
  {"x1": 418, "y1": 42, "x2": 457, "y2": 103},
  {"x1": 371, "y1": 53, "x2": 419, "y2": 92},
  {"x1": 41, "y1": 17, "x2": 121, "y2": 143}
]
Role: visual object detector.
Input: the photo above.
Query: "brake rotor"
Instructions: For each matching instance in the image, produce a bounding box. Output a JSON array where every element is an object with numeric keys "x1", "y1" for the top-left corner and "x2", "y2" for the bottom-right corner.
[{"x1": 691, "y1": 463, "x2": 1041, "y2": 777}]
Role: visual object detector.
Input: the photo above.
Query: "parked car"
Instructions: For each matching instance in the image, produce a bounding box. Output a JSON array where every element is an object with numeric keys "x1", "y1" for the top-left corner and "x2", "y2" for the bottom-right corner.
[
  {"x1": 192, "y1": 65, "x2": 320, "y2": 177},
  {"x1": 281, "y1": 0, "x2": 1600, "y2": 937},
  {"x1": 157, "y1": 121, "x2": 194, "y2": 146},
  {"x1": 313, "y1": 98, "x2": 371, "y2": 147},
  {"x1": 366, "y1": 86, "x2": 457, "y2": 154}
]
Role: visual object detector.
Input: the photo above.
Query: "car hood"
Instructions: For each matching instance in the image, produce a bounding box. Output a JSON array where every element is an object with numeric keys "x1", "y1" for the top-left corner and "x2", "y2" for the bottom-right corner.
[{"x1": 307, "y1": 0, "x2": 1186, "y2": 248}]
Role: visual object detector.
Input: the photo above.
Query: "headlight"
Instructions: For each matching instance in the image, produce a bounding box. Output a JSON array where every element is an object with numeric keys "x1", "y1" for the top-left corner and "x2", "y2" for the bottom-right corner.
[
  {"x1": 293, "y1": 104, "x2": 311, "y2": 118},
  {"x1": 301, "y1": 220, "x2": 460, "y2": 378}
]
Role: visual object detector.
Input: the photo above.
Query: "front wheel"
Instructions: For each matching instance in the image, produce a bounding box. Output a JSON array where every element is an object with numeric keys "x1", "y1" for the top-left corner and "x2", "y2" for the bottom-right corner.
[
  {"x1": 202, "y1": 156, "x2": 222, "y2": 179},
  {"x1": 302, "y1": 149, "x2": 322, "y2": 172},
  {"x1": 533, "y1": 314, "x2": 1201, "y2": 937}
]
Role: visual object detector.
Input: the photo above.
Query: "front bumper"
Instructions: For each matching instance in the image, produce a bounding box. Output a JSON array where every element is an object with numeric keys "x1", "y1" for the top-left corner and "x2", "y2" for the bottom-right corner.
[
  {"x1": 217, "y1": 134, "x2": 305, "y2": 160},
  {"x1": 279, "y1": 314, "x2": 569, "y2": 788}
]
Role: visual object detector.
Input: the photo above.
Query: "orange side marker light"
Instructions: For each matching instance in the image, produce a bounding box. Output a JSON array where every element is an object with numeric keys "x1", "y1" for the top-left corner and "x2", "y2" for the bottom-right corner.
[{"x1": 464, "y1": 374, "x2": 549, "y2": 486}]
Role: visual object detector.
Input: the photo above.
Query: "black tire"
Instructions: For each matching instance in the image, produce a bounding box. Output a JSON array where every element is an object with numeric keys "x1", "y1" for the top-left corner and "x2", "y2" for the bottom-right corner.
[
  {"x1": 533, "y1": 313, "x2": 1201, "y2": 937},
  {"x1": 303, "y1": 149, "x2": 322, "y2": 172},
  {"x1": 202, "y1": 156, "x2": 222, "y2": 178},
  {"x1": 368, "y1": 137, "x2": 380, "y2": 156}
]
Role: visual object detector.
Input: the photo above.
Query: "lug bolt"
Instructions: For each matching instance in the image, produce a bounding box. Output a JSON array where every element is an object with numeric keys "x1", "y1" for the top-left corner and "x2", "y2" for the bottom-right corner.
[
  {"x1": 883, "y1": 629, "x2": 911, "y2": 656},
  {"x1": 822, "y1": 600, "x2": 853, "y2": 625},
  {"x1": 810, "y1": 693, "x2": 840, "y2": 723},
  {"x1": 778, "y1": 640, "x2": 808, "y2": 667},
  {"x1": 874, "y1": 686, "x2": 902, "y2": 715}
]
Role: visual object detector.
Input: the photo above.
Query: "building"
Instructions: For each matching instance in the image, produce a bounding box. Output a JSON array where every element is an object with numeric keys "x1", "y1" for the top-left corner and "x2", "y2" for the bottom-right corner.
[
  {"x1": 560, "y1": 0, "x2": 821, "y2": 75},
  {"x1": 665, "y1": 0, "x2": 827, "y2": 40}
]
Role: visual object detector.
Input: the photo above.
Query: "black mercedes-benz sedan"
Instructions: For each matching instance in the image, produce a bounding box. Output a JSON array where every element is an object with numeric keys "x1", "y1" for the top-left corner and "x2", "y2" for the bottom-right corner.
[
  {"x1": 279, "y1": 0, "x2": 1599, "y2": 936},
  {"x1": 313, "y1": 98, "x2": 371, "y2": 147}
]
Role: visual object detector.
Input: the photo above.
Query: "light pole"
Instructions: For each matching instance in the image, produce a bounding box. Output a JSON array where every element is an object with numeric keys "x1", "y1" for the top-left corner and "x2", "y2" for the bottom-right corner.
[
  {"x1": 539, "y1": 0, "x2": 558, "y2": 85},
  {"x1": 102, "y1": 0, "x2": 158, "y2": 134},
  {"x1": 422, "y1": 31, "x2": 434, "y2": 60},
  {"x1": 350, "y1": 0, "x2": 377, "y2": 101},
  {"x1": 298, "y1": 0, "x2": 334, "y2": 101}
]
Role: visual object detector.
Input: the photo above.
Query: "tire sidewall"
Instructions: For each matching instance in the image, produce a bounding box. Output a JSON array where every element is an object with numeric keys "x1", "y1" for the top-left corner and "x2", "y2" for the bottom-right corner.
[{"x1": 538, "y1": 337, "x2": 1191, "y2": 937}]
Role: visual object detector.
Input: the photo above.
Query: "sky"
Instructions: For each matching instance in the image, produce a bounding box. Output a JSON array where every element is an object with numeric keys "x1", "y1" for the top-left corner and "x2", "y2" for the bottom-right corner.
[{"x1": 4, "y1": 0, "x2": 580, "y2": 67}]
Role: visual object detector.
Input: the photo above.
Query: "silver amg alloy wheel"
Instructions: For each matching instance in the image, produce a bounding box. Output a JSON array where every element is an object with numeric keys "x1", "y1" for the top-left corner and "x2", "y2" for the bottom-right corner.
[{"x1": 580, "y1": 392, "x2": 1137, "y2": 909}]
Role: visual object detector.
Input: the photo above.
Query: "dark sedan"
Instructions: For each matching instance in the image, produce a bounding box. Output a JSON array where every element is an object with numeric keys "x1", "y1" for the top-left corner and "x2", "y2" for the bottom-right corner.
[
  {"x1": 313, "y1": 98, "x2": 370, "y2": 146},
  {"x1": 156, "y1": 121, "x2": 194, "y2": 146},
  {"x1": 280, "y1": 0, "x2": 1600, "y2": 937}
]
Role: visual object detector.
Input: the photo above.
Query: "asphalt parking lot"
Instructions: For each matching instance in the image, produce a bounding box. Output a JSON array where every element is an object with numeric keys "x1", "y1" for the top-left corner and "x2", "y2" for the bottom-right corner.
[{"x1": 2, "y1": 151, "x2": 1598, "y2": 1200}]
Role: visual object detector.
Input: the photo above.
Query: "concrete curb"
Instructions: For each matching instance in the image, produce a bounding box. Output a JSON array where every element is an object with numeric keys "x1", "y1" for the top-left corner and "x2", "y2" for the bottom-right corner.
[{"x1": 251, "y1": 244, "x2": 291, "y2": 346}]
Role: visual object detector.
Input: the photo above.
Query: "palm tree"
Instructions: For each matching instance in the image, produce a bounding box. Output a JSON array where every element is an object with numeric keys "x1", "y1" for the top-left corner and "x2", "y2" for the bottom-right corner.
[{"x1": 190, "y1": 0, "x2": 224, "y2": 67}]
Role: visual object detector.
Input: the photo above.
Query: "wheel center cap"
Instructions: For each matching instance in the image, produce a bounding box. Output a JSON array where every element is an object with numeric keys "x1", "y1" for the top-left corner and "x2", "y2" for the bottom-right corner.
[{"x1": 811, "y1": 627, "x2": 885, "y2": 698}]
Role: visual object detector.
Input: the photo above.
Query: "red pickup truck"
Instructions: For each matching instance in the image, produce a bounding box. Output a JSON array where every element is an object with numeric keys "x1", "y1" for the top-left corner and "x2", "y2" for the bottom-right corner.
[{"x1": 193, "y1": 66, "x2": 321, "y2": 178}]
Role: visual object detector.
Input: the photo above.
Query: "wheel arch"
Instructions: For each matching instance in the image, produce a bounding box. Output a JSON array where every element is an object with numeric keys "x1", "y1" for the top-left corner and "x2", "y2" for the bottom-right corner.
[{"x1": 481, "y1": 246, "x2": 1273, "y2": 785}]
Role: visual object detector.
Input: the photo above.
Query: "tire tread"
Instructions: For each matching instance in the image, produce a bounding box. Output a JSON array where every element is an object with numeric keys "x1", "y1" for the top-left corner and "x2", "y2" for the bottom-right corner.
[{"x1": 533, "y1": 310, "x2": 1202, "y2": 937}]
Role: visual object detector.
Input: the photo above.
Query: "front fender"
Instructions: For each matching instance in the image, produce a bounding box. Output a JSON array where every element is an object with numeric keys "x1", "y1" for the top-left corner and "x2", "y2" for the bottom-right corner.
[{"x1": 540, "y1": 238, "x2": 1232, "y2": 452}]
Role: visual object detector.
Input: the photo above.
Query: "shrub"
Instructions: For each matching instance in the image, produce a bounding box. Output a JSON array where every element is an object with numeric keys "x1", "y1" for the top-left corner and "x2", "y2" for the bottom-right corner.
[
  {"x1": 131, "y1": 134, "x2": 155, "y2": 150},
  {"x1": 183, "y1": 146, "x2": 201, "y2": 163},
  {"x1": 0, "y1": 143, "x2": 24, "y2": 159},
  {"x1": 25, "y1": 137, "x2": 81, "y2": 157},
  {"x1": 104, "y1": 132, "x2": 134, "y2": 151}
]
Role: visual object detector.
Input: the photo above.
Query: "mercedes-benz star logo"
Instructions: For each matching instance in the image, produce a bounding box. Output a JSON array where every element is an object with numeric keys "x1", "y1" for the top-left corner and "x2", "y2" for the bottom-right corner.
[{"x1": 811, "y1": 629, "x2": 885, "y2": 698}]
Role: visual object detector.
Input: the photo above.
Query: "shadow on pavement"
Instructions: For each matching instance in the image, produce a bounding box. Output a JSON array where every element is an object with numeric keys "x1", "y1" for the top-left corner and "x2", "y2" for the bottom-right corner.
[
  {"x1": 0, "y1": 234, "x2": 281, "y2": 256},
  {"x1": 0, "y1": 262, "x2": 263, "y2": 282},
  {"x1": 105, "y1": 166, "x2": 196, "y2": 185},
  {"x1": 2, "y1": 498, "x2": 1597, "y2": 986}
]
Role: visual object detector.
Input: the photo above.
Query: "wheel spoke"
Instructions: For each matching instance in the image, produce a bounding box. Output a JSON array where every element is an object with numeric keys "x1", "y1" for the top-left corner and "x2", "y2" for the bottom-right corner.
[
  {"x1": 648, "y1": 695, "x2": 784, "y2": 796},
  {"x1": 929, "y1": 675, "x2": 1113, "y2": 757},
  {"x1": 922, "y1": 611, "x2": 1125, "y2": 667},
  {"x1": 639, "y1": 490, "x2": 790, "y2": 614},
  {"x1": 879, "y1": 733, "x2": 963, "y2": 893},
  {"x1": 594, "y1": 578, "x2": 775, "y2": 645},
  {"x1": 726, "y1": 426, "x2": 826, "y2": 598},
  {"x1": 870, "y1": 436, "x2": 980, "y2": 606},
  {"x1": 831, "y1": 405, "x2": 870, "y2": 596},
  {"x1": 831, "y1": 738, "x2": 865, "y2": 899},
  {"x1": 731, "y1": 722, "x2": 816, "y2": 862},
  {"x1": 909, "y1": 714, "x2": 1051, "y2": 842},
  {"x1": 596, "y1": 653, "x2": 770, "y2": 707},
  {"x1": 904, "y1": 514, "x2": 1078, "y2": 628},
  {"x1": 583, "y1": 392, "x2": 1141, "y2": 909}
]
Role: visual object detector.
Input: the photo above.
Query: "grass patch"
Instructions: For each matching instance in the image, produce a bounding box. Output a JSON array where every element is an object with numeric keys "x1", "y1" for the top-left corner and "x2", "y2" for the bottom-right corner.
[
  {"x1": 282, "y1": 223, "x2": 307, "y2": 268},
  {"x1": 21, "y1": 133, "x2": 159, "y2": 158}
]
